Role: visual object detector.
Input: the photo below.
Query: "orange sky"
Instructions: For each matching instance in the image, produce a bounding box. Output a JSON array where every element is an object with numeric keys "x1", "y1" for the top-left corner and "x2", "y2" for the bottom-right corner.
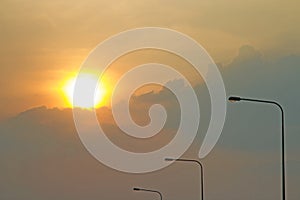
[{"x1": 0, "y1": 0, "x2": 299, "y2": 119}]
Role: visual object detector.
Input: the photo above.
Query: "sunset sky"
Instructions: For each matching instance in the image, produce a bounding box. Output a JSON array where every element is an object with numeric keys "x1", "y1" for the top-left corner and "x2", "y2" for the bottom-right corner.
[
  {"x1": 1, "y1": 0, "x2": 299, "y2": 119},
  {"x1": 0, "y1": 0, "x2": 300, "y2": 200}
]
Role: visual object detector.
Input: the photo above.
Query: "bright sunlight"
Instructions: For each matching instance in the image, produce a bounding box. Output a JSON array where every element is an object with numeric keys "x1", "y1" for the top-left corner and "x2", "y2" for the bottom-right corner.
[{"x1": 62, "y1": 73, "x2": 106, "y2": 109}]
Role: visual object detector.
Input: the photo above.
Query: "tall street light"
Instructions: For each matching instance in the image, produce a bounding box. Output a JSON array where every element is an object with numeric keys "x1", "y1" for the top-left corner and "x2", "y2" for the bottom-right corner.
[
  {"x1": 228, "y1": 96, "x2": 286, "y2": 200},
  {"x1": 165, "y1": 158, "x2": 204, "y2": 200},
  {"x1": 133, "y1": 187, "x2": 163, "y2": 200}
]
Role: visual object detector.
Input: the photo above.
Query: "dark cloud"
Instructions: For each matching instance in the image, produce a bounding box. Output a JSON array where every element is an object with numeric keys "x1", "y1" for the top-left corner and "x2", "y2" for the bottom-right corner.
[
  {"x1": 1, "y1": 46, "x2": 300, "y2": 199},
  {"x1": 230, "y1": 45, "x2": 263, "y2": 66}
]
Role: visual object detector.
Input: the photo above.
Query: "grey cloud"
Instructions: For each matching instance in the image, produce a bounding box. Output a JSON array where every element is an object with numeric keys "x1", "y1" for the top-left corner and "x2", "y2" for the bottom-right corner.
[{"x1": 1, "y1": 46, "x2": 300, "y2": 199}]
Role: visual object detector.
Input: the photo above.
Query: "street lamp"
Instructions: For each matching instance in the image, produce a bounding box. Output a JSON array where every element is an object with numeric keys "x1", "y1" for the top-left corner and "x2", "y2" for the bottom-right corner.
[
  {"x1": 165, "y1": 158, "x2": 204, "y2": 200},
  {"x1": 133, "y1": 187, "x2": 163, "y2": 200},
  {"x1": 228, "y1": 96, "x2": 286, "y2": 200}
]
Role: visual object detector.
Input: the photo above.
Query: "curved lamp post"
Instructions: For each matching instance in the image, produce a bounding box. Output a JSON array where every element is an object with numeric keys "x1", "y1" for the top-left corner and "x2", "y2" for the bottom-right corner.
[
  {"x1": 133, "y1": 187, "x2": 163, "y2": 200},
  {"x1": 165, "y1": 158, "x2": 204, "y2": 200},
  {"x1": 228, "y1": 96, "x2": 286, "y2": 200}
]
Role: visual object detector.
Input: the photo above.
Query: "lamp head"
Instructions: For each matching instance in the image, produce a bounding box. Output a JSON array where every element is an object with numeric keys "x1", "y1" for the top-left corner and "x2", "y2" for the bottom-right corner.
[
  {"x1": 164, "y1": 158, "x2": 175, "y2": 161},
  {"x1": 228, "y1": 96, "x2": 241, "y2": 102}
]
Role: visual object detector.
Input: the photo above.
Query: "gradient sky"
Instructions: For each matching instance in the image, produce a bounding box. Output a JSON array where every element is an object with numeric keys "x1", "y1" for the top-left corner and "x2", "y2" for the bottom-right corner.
[
  {"x1": 0, "y1": 0, "x2": 300, "y2": 200},
  {"x1": 1, "y1": 0, "x2": 299, "y2": 119}
]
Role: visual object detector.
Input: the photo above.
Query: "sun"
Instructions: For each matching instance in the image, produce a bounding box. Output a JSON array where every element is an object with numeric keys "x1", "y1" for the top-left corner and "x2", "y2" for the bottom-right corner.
[{"x1": 62, "y1": 73, "x2": 107, "y2": 109}]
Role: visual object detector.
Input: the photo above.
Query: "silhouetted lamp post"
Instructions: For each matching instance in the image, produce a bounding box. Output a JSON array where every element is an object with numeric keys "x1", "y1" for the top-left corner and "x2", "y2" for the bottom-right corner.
[
  {"x1": 165, "y1": 158, "x2": 204, "y2": 200},
  {"x1": 228, "y1": 96, "x2": 286, "y2": 200},
  {"x1": 133, "y1": 187, "x2": 162, "y2": 200}
]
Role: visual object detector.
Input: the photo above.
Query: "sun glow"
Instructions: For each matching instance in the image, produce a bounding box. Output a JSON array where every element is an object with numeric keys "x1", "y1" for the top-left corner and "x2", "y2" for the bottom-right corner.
[{"x1": 62, "y1": 73, "x2": 107, "y2": 109}]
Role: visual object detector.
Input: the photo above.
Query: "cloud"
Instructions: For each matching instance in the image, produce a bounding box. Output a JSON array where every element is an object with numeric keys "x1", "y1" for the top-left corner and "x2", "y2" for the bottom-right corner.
[
  {"x1": 1, "y1": 104, "x2": 295, "y2": 200},
  {"x1": 1, "y1": 45, "x2": 300, "y2": 199},
  {"x1": 230, "y1": 45, "x2": 263, "y2": 66}
]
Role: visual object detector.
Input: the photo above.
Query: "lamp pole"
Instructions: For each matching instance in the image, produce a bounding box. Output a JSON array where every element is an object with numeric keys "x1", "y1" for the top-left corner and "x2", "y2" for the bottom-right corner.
[
  {"x1": 165, "y1": 158, "x2": 204, "y2": 200},
  {"x1": 229, "y1": 96, "x2": 286, "y2": 200},
  {"x1": 133, "y1": 187, "x2": 163, "y2": 200}
]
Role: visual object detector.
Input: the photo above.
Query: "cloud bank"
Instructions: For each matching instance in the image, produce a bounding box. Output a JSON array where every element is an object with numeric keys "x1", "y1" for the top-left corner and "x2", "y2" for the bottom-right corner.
[{"x1": 1, "y1": 46, "x2": 300, "y2": 200}]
